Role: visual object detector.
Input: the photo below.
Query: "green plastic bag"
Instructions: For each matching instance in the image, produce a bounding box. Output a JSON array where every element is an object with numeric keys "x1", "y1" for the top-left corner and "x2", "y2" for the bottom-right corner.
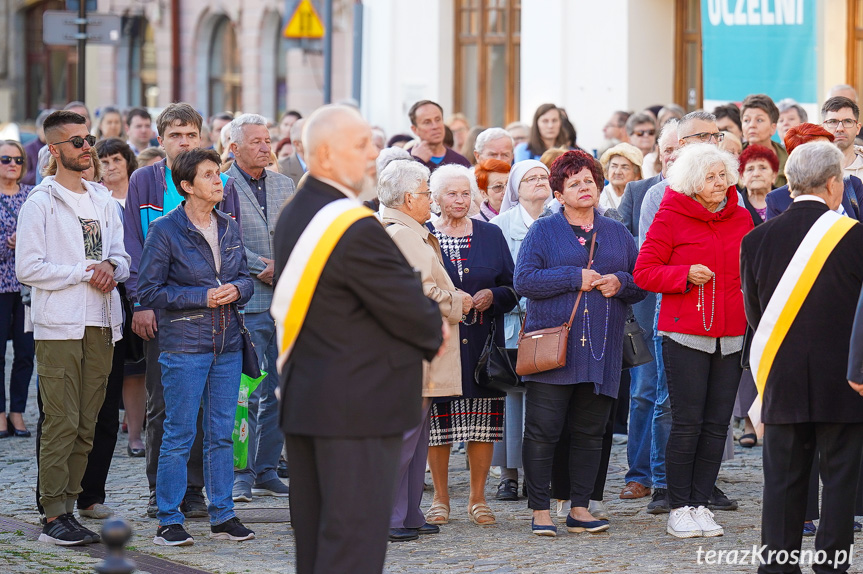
[{"x1": 233, "y1": 371, "x2": 266, "y2": 469}]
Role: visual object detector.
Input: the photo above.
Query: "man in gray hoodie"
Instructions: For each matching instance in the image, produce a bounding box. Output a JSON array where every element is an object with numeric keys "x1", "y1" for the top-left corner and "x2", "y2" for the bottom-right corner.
[{"x1": 16, "y1": 110, "x2": 130, "y2": 546}]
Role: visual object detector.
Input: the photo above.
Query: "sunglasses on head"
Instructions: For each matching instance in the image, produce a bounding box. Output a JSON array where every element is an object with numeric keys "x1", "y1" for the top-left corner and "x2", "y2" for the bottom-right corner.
[
  {"x1": 0, "y1": 156, "x2": 23, "y2": 165},
  {"x1": 51, "y1": 135, "x2": 96, "y2": 149}
]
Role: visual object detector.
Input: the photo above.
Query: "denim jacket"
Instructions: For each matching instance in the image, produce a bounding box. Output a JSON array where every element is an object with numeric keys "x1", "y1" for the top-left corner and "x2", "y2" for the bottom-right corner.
[{"x1": 137, "y1": 204, "x2": 253, "y2": 354}]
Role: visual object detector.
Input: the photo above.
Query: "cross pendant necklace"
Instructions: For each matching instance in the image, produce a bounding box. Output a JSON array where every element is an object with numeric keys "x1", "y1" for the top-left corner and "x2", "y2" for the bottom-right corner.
[
  {"x1": 581, "y1": 333, "x2": 587, "y2": 346},
  {"x1": 696, "y1": 301, "x2": 702, "y2": 311}
]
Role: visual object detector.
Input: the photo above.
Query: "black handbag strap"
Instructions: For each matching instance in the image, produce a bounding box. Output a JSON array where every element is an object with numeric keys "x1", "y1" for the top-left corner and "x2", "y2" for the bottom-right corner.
[{"x1": 518, "y1": 231, "x2": 596, "y2": 336}]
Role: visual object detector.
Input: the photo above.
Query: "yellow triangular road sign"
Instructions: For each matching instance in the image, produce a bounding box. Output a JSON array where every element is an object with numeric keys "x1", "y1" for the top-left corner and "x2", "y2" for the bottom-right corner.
[{"x1": 284, "y1": 0, "x2": 325, "y2": 39}]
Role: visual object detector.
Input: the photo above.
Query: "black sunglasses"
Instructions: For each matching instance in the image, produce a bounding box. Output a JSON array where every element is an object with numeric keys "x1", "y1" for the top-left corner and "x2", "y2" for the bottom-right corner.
[
  {"x1": 0, "y1": 156, "x2": 23, "y2": 165},
  {"x1": 51, "y1": 135, "x2": 96, "y2": 149}
]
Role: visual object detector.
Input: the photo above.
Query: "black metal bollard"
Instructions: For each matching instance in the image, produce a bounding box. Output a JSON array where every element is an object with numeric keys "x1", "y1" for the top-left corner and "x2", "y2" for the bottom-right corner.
[{"x1": 94, "y1": 518, "x2": 136, "y2": 574}]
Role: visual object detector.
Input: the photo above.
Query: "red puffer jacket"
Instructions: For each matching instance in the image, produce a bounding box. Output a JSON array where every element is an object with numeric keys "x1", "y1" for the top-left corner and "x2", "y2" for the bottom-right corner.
[{"x1": 634, "y1": 185, "x2": 754, "y2": 337}]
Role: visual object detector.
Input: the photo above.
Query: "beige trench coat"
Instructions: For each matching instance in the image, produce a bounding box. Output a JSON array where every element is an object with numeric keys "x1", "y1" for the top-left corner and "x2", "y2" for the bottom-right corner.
[{"x1": 382, "y1": 207, "x2": 463, "y2": 398}]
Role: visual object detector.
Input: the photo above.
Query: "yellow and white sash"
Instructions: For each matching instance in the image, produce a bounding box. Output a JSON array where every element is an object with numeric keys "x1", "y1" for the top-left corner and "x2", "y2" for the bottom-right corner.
[
  {"x1": 270, "y1": 198, "x2": 375, "y2": 372},
  {"x1": 748, "y1": 210, "x2": 856, "y2": 428}
]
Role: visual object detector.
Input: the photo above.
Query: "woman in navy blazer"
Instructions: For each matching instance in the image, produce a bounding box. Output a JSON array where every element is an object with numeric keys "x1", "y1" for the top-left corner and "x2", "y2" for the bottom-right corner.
[
  {"x1": 515, "y1": 150, "x2": 645, "y2": 536},
  {"x1": 424, "y1": 165, "x2": 517, "y2": 528}
]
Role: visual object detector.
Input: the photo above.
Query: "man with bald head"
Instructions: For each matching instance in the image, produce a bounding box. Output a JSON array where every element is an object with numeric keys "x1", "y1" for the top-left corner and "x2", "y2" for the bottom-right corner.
[{"x1": 271, "y1": 105, "x2": 445, "y2": 574}]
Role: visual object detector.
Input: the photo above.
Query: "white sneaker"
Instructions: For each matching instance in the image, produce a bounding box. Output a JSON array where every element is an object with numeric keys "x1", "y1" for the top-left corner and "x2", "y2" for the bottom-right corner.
[
  {"x1": 490, "y1": 466, "x2": 502, "y2": 478},
  {"x1": 692, "y1": 505, "x2": 723, "y2": 537},
  {"x1": 667, "y1": 506, "x2": 703, "y2": 538},
  {"x1": 588, "y1": 499, "x2": 609, "y2": 520},
  {"x1": 556, "y1": 500, "x2": 568, "y2": 517}
]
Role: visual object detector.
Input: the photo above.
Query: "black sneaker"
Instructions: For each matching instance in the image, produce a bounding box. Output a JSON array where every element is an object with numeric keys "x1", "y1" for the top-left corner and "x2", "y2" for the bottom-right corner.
[
  {"x1": 147, "y1": 491, "x2": 158, "y2": 518},
  {"x1": 495, "y1": 479, "x2": 519, "y2": 501},
  {"x1": 210, "y1": 517, "x2": 255, "y2": 541},
  {"x1": 708, "y1": 486, "x2": 738, "y2": 511},
  {"x1": 646, "y1": 488, "x2": 670, "y2": 515},
  {"x1": 67, "y1": 514, "x2": 100, "y2": 543},
  {"x1": 38, "y1": 514, "x2": 90, "y2": 546},
  {"x1": 154, "y1": 524, "x2": 194, "y2": 546},
  {"x1": 181, "y1": 489, "x2": 208, "y2": 518}
]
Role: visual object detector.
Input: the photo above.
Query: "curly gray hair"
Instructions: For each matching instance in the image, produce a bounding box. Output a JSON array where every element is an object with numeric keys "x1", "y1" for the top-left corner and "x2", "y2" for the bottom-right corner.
[
  {"x1": 377, "y1": 160, "x2": 430, "y2": 208},
  {"x1": 666, "y1": 142, "x2": 739, "y2": 197}
]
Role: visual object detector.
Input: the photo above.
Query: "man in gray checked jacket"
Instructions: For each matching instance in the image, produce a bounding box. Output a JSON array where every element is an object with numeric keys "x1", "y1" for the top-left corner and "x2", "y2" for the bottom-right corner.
[{"x1": 226, "y1": 114, "x2": 295, "y2": 501}]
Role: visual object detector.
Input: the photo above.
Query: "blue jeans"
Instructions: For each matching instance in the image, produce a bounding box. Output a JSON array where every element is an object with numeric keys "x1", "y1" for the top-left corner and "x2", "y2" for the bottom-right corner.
[
  {"x1": 651, "y1": 294, "x2": 672, "y2": 489},
  {"x1": 625, "y1": 295, "x2": 658, "y2": 487},
  {"x1": 156, "y1": 350, "x2": 241, "y2": 526},
  {"x1": 233, "y1": 311, "x2": 283, "y2": 487}
]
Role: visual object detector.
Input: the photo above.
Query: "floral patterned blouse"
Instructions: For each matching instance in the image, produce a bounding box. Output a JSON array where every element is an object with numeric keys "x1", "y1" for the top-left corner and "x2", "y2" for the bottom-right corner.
[{"x1": 0, "y1": 185, "x2": 32, "y2": 293}]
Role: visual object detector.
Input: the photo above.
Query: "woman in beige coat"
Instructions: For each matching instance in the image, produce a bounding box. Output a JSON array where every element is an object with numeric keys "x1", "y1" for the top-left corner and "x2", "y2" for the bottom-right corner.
[{"x1": 379, "y1": 160, "x2": 466, "y2": 542}]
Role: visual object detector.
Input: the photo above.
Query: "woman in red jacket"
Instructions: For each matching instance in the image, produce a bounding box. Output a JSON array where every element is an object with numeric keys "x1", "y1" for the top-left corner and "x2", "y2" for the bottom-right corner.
[{"x1": 634, "y1": 143, "x2": 753, "y2": 540}]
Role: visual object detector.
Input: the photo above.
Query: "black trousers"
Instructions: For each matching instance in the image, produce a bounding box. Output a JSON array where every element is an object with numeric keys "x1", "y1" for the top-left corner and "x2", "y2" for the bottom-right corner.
[
  {"x1": 285, "y1": 433, "x2": 402, "y2": 574},
  {"x1": 78, "y1": 340, "x2": 125, "y2": 509},
  {"x1": 550, "y1": 398, "x2": 616, "y2": 502},
  {"x1": 804, "y1": 451, "x2": 863, "y2": 521},
  {"x1": 144, "y1": 335, "x2": 204, "y2": 492},
  {"x1": 760, "y1": 422, "x2": 863, "y2": 574},
  {"x1": 662, "y1": 338, "x2": 741, "y2": 509},
  {"x1": 523, "y1": 381, "x2": 613, "y2": 510}
]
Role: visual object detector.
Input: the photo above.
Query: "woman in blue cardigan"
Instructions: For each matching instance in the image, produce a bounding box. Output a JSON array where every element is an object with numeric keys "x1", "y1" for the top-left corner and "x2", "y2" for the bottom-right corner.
[
  {"x1": 424, "y1": 164, "x2": 518, "y2": 528},
  {"x1": 515, "y1": 150, "x2": 645, "y2": 536}
]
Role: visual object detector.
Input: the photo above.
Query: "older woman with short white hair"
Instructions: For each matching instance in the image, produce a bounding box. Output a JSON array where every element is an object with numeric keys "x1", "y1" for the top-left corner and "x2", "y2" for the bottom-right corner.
[
  {"x1": 635, "y1": 143, "x2": 754, "y2": 539},
  {"x1": 486, "y1": 159, "x2": 551, "y2": 501},
  {"x1": 378, "y1": 160, "x2": 464, "y2": 541},
  {"x1": 424, "y1": 164, "x2": 517, "y2": 528}
]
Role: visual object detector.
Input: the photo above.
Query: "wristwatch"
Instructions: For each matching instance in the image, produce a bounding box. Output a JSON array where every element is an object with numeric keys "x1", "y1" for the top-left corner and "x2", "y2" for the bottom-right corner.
[{"x1": 106, "y1": 258, "x2": 118, "y2": 270}]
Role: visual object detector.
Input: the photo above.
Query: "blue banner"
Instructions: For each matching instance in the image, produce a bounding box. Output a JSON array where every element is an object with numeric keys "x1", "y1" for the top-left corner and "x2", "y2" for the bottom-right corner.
[{"x1": 701, "y1": 0, "x2": 817, "y2": 103}]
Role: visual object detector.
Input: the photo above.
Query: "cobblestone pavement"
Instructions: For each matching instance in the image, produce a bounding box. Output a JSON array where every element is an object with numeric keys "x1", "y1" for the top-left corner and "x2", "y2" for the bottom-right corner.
[{"x1": 0, "y1": 360, "x2": 851, "y2": 573}]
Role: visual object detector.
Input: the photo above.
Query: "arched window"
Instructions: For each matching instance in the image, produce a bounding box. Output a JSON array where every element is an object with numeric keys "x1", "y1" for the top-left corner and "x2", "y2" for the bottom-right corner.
[
  {"x1": 209, "y1": 17, "x2": 242, "y2": 114},
  {"x1": 25, "y1": 0, "x2": 77, "y2": 118}
]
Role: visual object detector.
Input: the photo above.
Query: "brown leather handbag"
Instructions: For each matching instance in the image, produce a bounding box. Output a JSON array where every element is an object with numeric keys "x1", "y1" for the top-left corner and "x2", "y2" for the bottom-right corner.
[{"x1": 516, "y1": 233, "x2": 596, "y2": 376}]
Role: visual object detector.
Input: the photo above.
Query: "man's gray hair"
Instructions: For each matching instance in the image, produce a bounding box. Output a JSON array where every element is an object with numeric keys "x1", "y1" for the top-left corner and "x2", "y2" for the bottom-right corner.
[
  {"x1": 777, "y1": 98, "x2": 808, "y2": 123},
  {"x1": 376, "y1": 146, "x2": 412, "y2": 175},
  {"x1": 658, "y1": 119, "x2": 679, "y2": 147},
  {"x1": 678, "y1": 111, "x2": 717, "y2": 139},
  {"x1": 429, "y1": 164, "x2": 480, "y2": 205},
  {"x1": 377, "y1": 160, "x2": 429, "y2": 208},
  {"x1": 785, "y1": 141, "x2": 844, "y2": 198},
  {"x1": 666, "y1": 142, "x2": 739, "y2": 197},
  {"x1": 474, "y1": 128, "x2": 513, "y2": 154},
  {"x1": 230, "y1": 113, "x2": 269, "y2": 144}
]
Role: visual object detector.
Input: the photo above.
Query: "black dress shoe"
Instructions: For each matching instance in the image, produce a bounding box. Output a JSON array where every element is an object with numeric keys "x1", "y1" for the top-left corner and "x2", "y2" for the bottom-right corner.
[
  {"x1": 277, "y1": 457, "x2": 289, "y2": 479},
  {"x1": 7, "y1": 416, "x2": 30, "y2": 438},
  {"x1": 496, "y1": 478, "x2": 519, "y2": 501},
  {"x1": 708, "y1": 486, "x2": 738, "y2": 511},
  {"x1": 181, "y1": 489, "x2": 208, "y2": 518},
  {"x1": 0, "y1": 428, "x2": 9, "y2": 438},
  {"x1": 388, "y1": 528, "x2": 419, "y2": 542},
  {"x1": 127, "y1": 445, "x2": 145, "y2": 457},
  {"x1": 416, "y1": 522, "x2": 440, "y2": 535}
]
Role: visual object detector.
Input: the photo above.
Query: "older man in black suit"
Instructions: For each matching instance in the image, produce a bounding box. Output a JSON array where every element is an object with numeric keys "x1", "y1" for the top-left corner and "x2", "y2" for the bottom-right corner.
[
  {"x1": 272, "y1": 105, "x2": 445, "y2": 574},
  {"x1": 741, "y1": 141, "x2": 863, "y2": 574}
]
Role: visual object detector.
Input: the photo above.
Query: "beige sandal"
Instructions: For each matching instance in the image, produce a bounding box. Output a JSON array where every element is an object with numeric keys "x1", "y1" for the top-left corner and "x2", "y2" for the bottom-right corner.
[
  {"x1": 468, "y1": 502, "x2": 496, "y2": 525},
  {"x1": 425, "y1": 501, "x2": 450, "y2": 525}
]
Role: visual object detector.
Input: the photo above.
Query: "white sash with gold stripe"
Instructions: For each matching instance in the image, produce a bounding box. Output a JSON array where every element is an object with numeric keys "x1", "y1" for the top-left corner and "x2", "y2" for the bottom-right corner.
[
  {"x1": 270, "y1": 198, "x2": 375, "y2": 372},
  {"x1": 748, "y1": 209, "x2": 857, "y2": 428}
]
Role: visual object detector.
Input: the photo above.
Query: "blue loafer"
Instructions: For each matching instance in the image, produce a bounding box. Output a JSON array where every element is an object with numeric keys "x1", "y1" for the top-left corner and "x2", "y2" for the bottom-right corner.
[
  {"x1": 565, "y1": 514, "x2": 609, "y2": 533},
  {"x1": 416, "y1": 522, "x2": 440, "y2": 535},
  {"x1": 802, "y1": 521, "x2": 816, "y2": 537},
  {"x1": 531, "y1": 518, "x2": 557, "y2": 537}
]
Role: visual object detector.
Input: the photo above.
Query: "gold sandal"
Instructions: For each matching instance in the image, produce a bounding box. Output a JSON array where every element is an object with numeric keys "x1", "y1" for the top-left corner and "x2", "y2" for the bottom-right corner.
[
  {"x1": 425, "y1": 501, "x2": 450, "y2": 525},
  {"x1": 468, "y1": 502, "x2": 496, "y2": 525}
]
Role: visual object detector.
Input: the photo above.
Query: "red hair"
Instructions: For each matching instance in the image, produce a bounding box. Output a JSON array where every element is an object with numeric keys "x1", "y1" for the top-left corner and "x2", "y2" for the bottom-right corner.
[
  {"x1": 783, "y1": 123, "x2": 834, "y2": 154},
  {"x1": 549, "y1": 150, "x2": 604, "y2": 193},
  {"x1": 274, "y1": 137, "x2": 292, "y2": 157},
  {"x1": 738, "y1": 144, "x2": 779, "y2": 175},
  {"x1": 474, "y1": 159, "x2": 511, "y2": 192}
]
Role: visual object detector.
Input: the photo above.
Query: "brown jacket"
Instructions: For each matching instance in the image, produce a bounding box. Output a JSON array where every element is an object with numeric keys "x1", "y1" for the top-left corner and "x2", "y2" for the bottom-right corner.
[{"x1": 382, "y1": 207, "x2": 462, "y2": 398}]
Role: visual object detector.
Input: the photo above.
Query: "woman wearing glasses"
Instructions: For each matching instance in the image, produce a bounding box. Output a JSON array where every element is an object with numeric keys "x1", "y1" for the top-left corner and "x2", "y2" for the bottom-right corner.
[
  {"x1": 472, "y1": 159, "x2": 510, "y2": 222},
  {"x1": 424, "y1": 164, "x2": 518, "y2": 528},
  {"x1": 0, "y1": 140, "x2": 34, "y2": 438},
  {"x1": 625, "y1": 113, "x2": 658, "y2": 161},
  {"x1": 487, "y1": 159, "x2": 551, "y2": 501},
  {"x1": 599, "y1": 143, "x2": 643, "y2": 212}
]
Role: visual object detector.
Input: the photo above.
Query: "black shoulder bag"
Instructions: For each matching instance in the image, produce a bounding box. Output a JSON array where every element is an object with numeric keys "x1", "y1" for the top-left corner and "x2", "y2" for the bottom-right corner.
[{"x1": 475, "y1": 287, "x2": 523, "y2": 393}]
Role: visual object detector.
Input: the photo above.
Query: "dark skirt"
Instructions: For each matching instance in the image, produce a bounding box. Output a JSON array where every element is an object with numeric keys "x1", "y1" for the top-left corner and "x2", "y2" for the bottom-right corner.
[{"x1": 429, "y1": 397, "x2": 505, "y2": 445}]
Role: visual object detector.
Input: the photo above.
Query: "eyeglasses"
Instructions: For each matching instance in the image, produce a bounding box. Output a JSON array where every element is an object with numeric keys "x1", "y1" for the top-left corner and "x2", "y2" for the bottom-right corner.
[
  {"x1": 680, "y1": 131, "x2": 725, "y2": 143},
  {"x1": 633, "y1": 129, "x2": 656, "y2": 137},
  {"x1": 823, "y1": 119, "x2": 859, "y2": 130},
  {"x1": 50, "y1": 135, "x2": 96, "y2": 148},
  {"x1": 522, "y1": 175, "x2": 549, "y2": 185},
  {"x1": 410, "y1": 191, "x2": 432, "y2": 197},
  {"x1": 0, "y1": 156, "x2": 23, "y2": 165},
  {"x1": 488, "y1": 184, "x2": 507, "y2": 192}
]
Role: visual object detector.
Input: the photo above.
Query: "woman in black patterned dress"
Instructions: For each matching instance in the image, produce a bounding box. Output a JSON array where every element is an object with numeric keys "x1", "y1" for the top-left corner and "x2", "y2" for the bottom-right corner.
[{"x1": 424, "y1": 164, "x2": 517, "y2": 527}]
